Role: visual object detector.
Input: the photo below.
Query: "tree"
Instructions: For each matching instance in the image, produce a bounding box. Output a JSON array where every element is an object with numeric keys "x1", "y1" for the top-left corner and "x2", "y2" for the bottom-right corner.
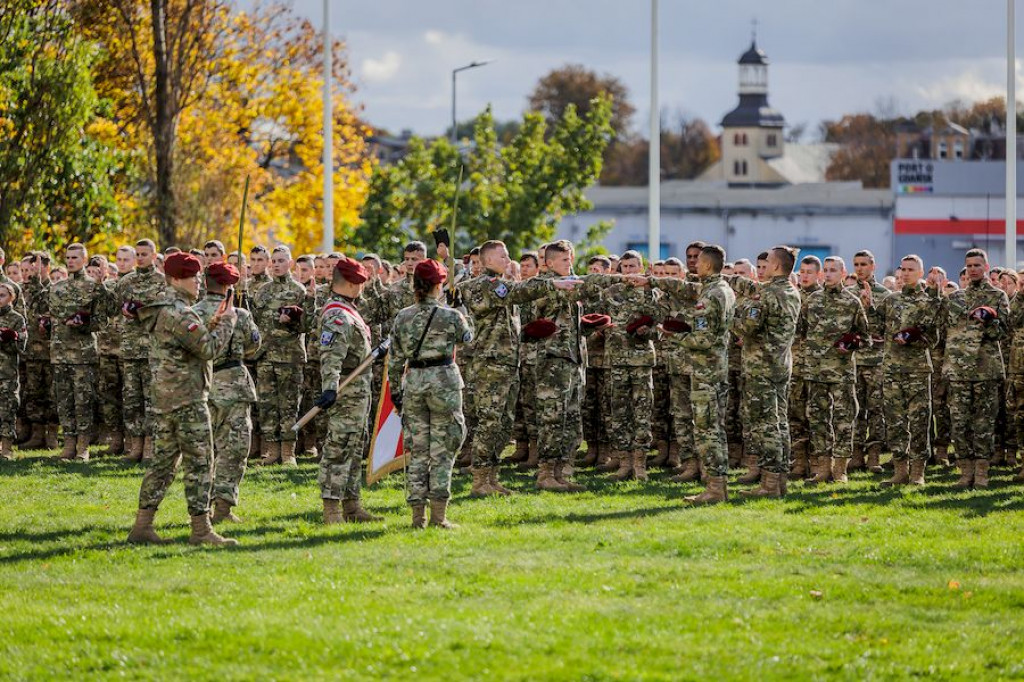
[
  {"x1": 599, "y1": 112, "x2": 719, "y2": 186},
  {"x1": 822, "y1": 114, "x2": 896, "y2": 188},
  {"x1": 528, "y1": 64, "x2": 634, "y2": 137},
  {"x1": 356, "y1": 96, "x2": 614, "y2": 258},
  {"x1": 0, "y1": 0, "x2": 120, "y2": 254}
]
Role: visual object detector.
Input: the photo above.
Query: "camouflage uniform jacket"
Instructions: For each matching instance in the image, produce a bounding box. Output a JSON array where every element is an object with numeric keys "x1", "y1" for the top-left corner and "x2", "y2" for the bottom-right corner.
[
  {"x1": 532, "y1": 276, "x2": 586, "y2": 366},
  {"x1": 941, "y1": 277, "x2": 1009, "y2": 381},
  {"x1": 456, "y1": 273, "x2": 553, "y2": 367},
  {"x1": 96, "y1": 278, "x2": 122, "y2": 358},
  {"x1": 731, "y1": 275, "x2": 801, "y2": 383},
  {"x1": 801, "y1": 284, "x2": 870, "y2": 383},
  {"x1": 793, "y1": 283, "x2": 822, "y2": 379},
  {"x1": 654, "y1": 274, "x2": 736, "y2": 384},
  {"x1": 48, "y1": 270, "x2": 104, "y2": 364},
  {"x1": 580, "y1": 283, "x2": 606, "y2": 369},
  {"x1": 379, "y1": 277, "x2": 416, "y2": 339},
  {"x1": 656, "y1": 274, "x2": 702, "y2": 375},
  {"x1": 318, "y1": 293, "x2": 373, "y2": 393},
  {"x1": 580, "y1": 274, "x2": 660, "y2": 367},
  {"x1": 881, "y1": 282, "x2": 940, "y2": 374},
  {"x1": 847, "y1": 278, "x2": 890, "y2": 367},
  {"x1": 1008, "y1": 291, "x2": 1024, "y2": 376},
  {"x1": 194, "y1": 293, "x2": 261, "y2": 406},
  {"x1": 0, "y1": 270, "x2": 23, "y2": 317},
  {"x1": 21, "y1": 275, "x2": 50, "y2": 361},
  {"x1": 114, "y1": 265, "x2": 167, "y2": 360},
  {"x1": 137, "y1": 288, "x2": 236, "y2": 415},
  {"x1": 388, "y1": 299, "x2": 473, "y2": 397},
  {"x1": 0, "y1": 305, "x2": 28, "y2": 379},
  {"x1": 252, "y1": 274, "x2": 311, "y2": 364}
]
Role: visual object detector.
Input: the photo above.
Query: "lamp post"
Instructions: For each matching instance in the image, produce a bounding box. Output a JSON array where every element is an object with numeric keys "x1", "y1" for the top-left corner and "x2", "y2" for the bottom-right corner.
[
  {"x1": 451, "y1": 60, "x2": 494, "y2": 144},
  {"x1": 648, "y1": 0, "x2": 660, "y2": 262}
]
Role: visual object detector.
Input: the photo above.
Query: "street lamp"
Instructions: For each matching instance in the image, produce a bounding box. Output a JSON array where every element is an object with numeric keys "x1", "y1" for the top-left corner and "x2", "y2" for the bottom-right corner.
[{"x1": 451, "y1": 60, "x2": 494, "y2": 144}]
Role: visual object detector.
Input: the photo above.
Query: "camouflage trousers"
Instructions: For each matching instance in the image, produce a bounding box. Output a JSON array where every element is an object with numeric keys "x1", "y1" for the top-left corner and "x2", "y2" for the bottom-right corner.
[
  {"x1": 318, "y1": 379, "x2": 371, "y2": 501},
  {"x1": 608, "y1": 365, "x2": 654, "y2": 452},
  {"x1": 536, "y1": 357, "x2": 583, "y2": 463},
  {"x1": 210, "y1": 400, "x2": 252, "y2": 506},
  {"x1": 693, "y1": 380, "x2": 729, "y2": 476},
  {"x1": 652, "y1": 365, "x2": 672, "y2": 445},
  {"x1": 469, "y1": 360, "x2": 519, "y2": 467},
  {"x1": 96, "y1": 354, "x2": 123, "y2": 431},
  {"x1": 53, "y1": 363, "x2": 95, "y2": 438},
  {"x1": 931, "y1": 370, "x2": 950, "y2": 449},
  {"x1": 1008, "y1": 376, "x2": 1024, "y2": 453},
  {"x1": 299, "y1": 359, "x2": 328, "y2": 449},
  {"x1": 257, "y1": 362, "x2": 303, "y2": 442},
  {"x1": 23, "y1": 358, "x2": 55, "y2": 424},
  {"x1": 854, "y1": 365, "x2": 886, "y2": 451},
  {"x1": 948, "y1": 380, "x2": 1001, "y2": 461},
  {"x1": 138, "y1": 400, "x2": 214, "y2": 517},
  {"x1": 0, "y1": 375, "x2": 20, "y2": 440},
  {"x1": 995, "y1": 379, "x2": 1016, "y2": 454},
  {"x1": 744, "y1": 374, "x2": 791, "y2": 474},
  {"x1": 725, "y1": 368, "x2": 744, "y2": 449},
  {"x1": 667, "y1": 370, "x2": 695, "y2": 461},
  {"x1": 883, "y1": 370, "x2": 931, "y2": 462},
  {"x1": 458, "y1": 353, "x2": 475, "y2": 456},
  {"x1": 788, "y1": 377, "x2": 811, "y2": 459},
  {"x1": 403, "y1": 374, "x2": 466, "y2": 505},
  {"x1": 120, "y1": 358, "x2": 152, "y2": 438},
  {"x1": 582, "y1": 365, "x2": 610, "y2": 449},
  {"x1": 807, "y1": 380, "x2": 858, "y2": 460}
]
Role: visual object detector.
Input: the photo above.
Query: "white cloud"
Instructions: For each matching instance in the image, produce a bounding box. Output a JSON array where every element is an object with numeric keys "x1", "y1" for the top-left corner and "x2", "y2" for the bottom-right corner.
[
  {"x1": 362, "y1": 51, "x2": 402, "y2": 83},
  {"x1": 424, "y1": 30, "x2": 445, "y2": 46}
]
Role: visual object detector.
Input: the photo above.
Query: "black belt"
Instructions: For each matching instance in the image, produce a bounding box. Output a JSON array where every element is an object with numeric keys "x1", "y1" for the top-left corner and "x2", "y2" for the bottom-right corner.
[
  {"x1": 213, "y1": 359, "x2": 244, "y2": 373},
  {"x1": 408, "y1": 357, "x2": 453, "y2": 369}
]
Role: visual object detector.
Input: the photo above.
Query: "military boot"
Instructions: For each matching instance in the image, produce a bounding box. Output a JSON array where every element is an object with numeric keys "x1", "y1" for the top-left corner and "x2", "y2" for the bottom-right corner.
[
  {"x1": 736, "y1": 456, "x2": 760, "y2": 485},
  {"x1": 685, "y1": 476, "x2": 728, "y2": 505},
  {"x1": 790, "y1": 447, "x2": 809, "y2": 479},
  {"x1": 670, "y1": 457, "x2": 701, "y2": 483},
  {"x1": 258, "y1": 440, "x2": 281, "y2": 466},
  {"x1": 15, "y1": 418, "x2": 28, "y2": 444},
  {"x1": 210, "y1": 498, "x2": 242, "y2": 524},
  {"x1": 188, "y1": 514, "x2": 238, "y2": 546},
  {"x1": 581, "y1": 443, "x2": 599, "y2": 467},
  {"x1": 1005, "y1": 450, "x2": 1018, "y2": 469},
  {"x1": 280, "y1": 440, "x2": 298, "y2": 467},
  {"x1": 142, "y1": 436, "x2": 154, "y2": 463},
  {"x1": 123, "y1": 436, "x2": 144, "y2": 463},
  {"x1": 105, "y1": 431, "x2": 125, "y2": 456},
  {"x1": 597, "y1": 450, "x2": 620, "y2": 472},
  {"x1": 973, "y1": 459, "x2": 991, "y2": 489},
  {"x1": 849, "y1": 445, "x2": 866, "y2": 471},
  {"x1": 536, "y1": 461, "x2": 568, "y2": 491},
  {"x1": 509, "y1": 440, "x2": 530, "y2": 464},
  {"x1": 880, "y1": 459, "x2": 910, "y2": 488},
  {"x1": 909, "y1": 459, "x2": 926, "y2": 486},
  {"x1": 75, "y1": 435, "x2": 90, "y2": 462},
  {"x1": 343, "y1": 499, "x2": 382, "y2": 522},
  {"x1": 805, "y1": 456, "x2": 832, "y2": 486},
  {"x1": 933, "y1": 444, "x2": 951, "y2": 467},
  {"x1": 666, "y1": 441, "x2": 682, "y2": 470},
  {"x1": 20, "y1": 423, "x2": 45, "y2": 450},
  {"x1": 649, "y1": 440, "x2": 670, "y2": 468},
  {"x1": 952, "y1": 460, "x2": 975, "y2": 490},
  {"x1": 612, "y1": 451, "x2": 634, "y2": 481},
  {"x1": 59, "y1": 437, "x2": 76, "y2": 460},
  {"x1": 1013, "y1": 461, "x2": 1024, "y2": 483},
  {"x1": 831, "y1": 457, "x2": 850, "y2": 484},
  {"x1": 866, "y1": 444, "x2": 884, "y2": 474},
  {"x1": 553, "y1": 462, "x2": 586, "y2": 492},
  {"x1": 488, "y1": 468, "x2": 515, "y2": 495},
  {"x1": 456, "y1": 444, "x2": 473, "y2": 471},
  {"x1": 727, "y1": 442, "x2": 743, "y2": 469},
  {"x1": 0, "y1": 439, "x2": 13, "y2": 461},
  {"x1": 429, "y1": 499, "x2": 457, "y2": 529},
  {"x1": 517, "y1": 441, "x2": 539, "y2": 472},
  {"x1": 323, "y1": 499, "x2": 343, "y2": 525},
  {"x1": 739, "y1": 471, "x2": 782, "y2": 499},
  {"x1": 632, "y1": 450, "x2": 649, "y2": 482},
  {"x1": 126, "y1": 508, "x2": 172, "y2": 545},
  {"x1": 411, "y1": 504, "x2": 427, "y2": 529},
  {"x1": 470, "y1": 468, "x2": 498, "y2": 497},
  {"x1": 44, "y1": 424, "x2": 59, "y2": 450}
]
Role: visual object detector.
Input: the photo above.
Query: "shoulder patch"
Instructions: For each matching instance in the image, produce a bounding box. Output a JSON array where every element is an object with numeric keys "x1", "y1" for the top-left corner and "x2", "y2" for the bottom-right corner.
[
  {"x1": 695, "y1": 317, "x2": 708, "y2": 330},
  {"x1": 187, "y1": 322, "x2": 199, "y2": 332},
  {"x1": 493, "y1": 281, "x2": 509, "y2": 299},
  {"x1": 747, "y1": 307, "x2": 760, "y2": 320},
  {"x1": 320, "y1": 331, "x2": 335, "y2": 346}
]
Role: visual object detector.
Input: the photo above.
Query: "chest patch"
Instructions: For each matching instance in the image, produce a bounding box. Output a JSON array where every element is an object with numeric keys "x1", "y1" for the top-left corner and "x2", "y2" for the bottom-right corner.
[
  {"x1": 695, "y1": 317, "x2": 708, "y2": 330},
  {"x1": 494, "y1": 282, "x2": 509, "y2": 299},
  {"x1": 747, "y1": 307, "x2": 760, "y2": 320},
  {"x1": 320, "y1": 331, "x2": 335, "y2": 346},
  {"x1": 187, "y1": 322, "x2": 198, "y2": 332}
]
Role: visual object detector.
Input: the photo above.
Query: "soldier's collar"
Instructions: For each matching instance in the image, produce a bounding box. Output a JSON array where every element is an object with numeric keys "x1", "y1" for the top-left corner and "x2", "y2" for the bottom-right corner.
[
  {"x1": 205, "y1": 292, "x2": 226, "y2": 301},
  {"x1": 0, "y1": 305, "x2": 9, "y2": 315},
  {"x1": 274, "y1": 273, "x2": 291, "y2": 282}
]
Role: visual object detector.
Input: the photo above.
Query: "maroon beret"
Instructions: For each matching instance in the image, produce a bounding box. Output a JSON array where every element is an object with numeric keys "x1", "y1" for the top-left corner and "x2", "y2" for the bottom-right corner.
[
  {"x1": 164, "y1": 252, "x2": 202, "y2": 279},
  {"x1": 206, "y1": 262, "x2": 240, "y2": 286},
  {"x1": 335, "y1": 256, "x2": 369, "y2": 284},
  {"x1": 415, "y1": 259, "x2": 447, "y2": 286},
  {"x1": 522, "y1": 318, "x2": 558, "y2": 340},
  {"x1": 625, "y1": 315, "x2": 655, "y2": 335},
  {"x1": 581, "y1": 313, "x2": 611, "y2": 330},
  {"x1": 662, "y1": 316, "x2": 691, "y2": 334}
]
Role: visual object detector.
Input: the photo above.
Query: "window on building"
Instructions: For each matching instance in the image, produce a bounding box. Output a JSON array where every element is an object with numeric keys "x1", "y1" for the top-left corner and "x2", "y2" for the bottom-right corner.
[
  {"x1": 738, "y1": 160, "x2": 748, "y2": 176},
  {"x1": 954, "y1": 140, "x2": 964, "y2": 160},
  {"x1": 767, "y1": 134, "x2": 777, "y2": 147},
  {"x1": 742, "y1": 133, "x2": 749, "y2": 145},
  {"x1": 733, "y1": 161, "x2": 740, "y2": 175},
  {"x1": 938, "y1": 141, "x2": 948, "y2": 159},
  {"x1": 733, "y1": 133, "x2": 741, "y2": 145}
]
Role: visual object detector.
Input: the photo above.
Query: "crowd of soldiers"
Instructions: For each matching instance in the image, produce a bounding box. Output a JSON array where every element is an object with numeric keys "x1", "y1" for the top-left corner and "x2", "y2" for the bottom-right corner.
[{"x1": 0, "y1": 235, "x2": 1018, "y2": 544}]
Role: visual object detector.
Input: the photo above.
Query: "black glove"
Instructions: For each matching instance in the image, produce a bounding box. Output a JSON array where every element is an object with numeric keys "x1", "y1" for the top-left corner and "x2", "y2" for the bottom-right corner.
[
  {"x1": 433, "y1": 228, "x2": 451, "y2": 248},
  {"x1": 392, "y1": 392, "x2": 403, "y2": 415},
  {"x1": 314, "y1": 389, "x2": 337, "y2": 409},
  {"x1": 445, "y1": 288, "x2": 463, "y2": 308}
]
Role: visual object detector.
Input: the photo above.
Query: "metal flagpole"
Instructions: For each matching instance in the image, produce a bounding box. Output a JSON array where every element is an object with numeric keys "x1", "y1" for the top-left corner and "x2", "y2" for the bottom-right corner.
[
  {"x1": 648, "y1": 0, "x2": 660, "y2": 263},
  {"x1": 322, "y1": 0, "x2": 334, "y2": 253},
  {"x1": 1008, "y1": 0, "x2": 1017, "y2": 268}
]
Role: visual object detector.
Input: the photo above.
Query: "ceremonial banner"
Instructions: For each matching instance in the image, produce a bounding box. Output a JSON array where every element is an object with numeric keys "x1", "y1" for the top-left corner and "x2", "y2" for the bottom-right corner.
[{"x1": 366, "y1": 360, "x2": 405, "y2": 484}]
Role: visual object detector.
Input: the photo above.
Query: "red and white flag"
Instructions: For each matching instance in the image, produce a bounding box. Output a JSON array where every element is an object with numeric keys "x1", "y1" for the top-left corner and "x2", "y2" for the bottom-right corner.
[{"x1": 366, "y1": 359, "x2": 405, "y2": 485}]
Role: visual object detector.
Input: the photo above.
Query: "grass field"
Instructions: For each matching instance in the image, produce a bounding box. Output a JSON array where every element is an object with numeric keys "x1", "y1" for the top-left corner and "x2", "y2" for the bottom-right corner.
[{"x1": 2, "y1": 447, "x2": 1024, "y2": 681}]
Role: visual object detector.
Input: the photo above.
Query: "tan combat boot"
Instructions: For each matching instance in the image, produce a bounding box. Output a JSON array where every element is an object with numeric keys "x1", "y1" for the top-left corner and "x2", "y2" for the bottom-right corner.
[
  {"x1": 973, "y1": 460, "x2": 990, "y2": 489},
  {"x1": 0, "y1": 439, "x2": 13, "y2": 461},
  {"x1": 126, "y1": 508, "x2": 172, "y2": 544},
  {"x1": 790, "y1": 447, "x2": 809, "y2": 479},
  {"x1": 75, "y1": 435, "x2": 90, "y2": 462},
  {"x1": 735, "y1": 456, "x2": 760, "y2": 484},
  {"x1": 142, "y1": 436, "x2": 154, "y2": 463},
  {"x1": 323, "y1": 498, "x2": 344, "y2": 524},
  {"x1": 488, "y1": 468, "x2": 514, "y2": 495},
  {"x1": 849, "y1": 445, "x2": 865, "y2": 471},
  {"x1": 881, "y1": 459, "x2": 910, "y2": 487},
  {"x1": 210, "y1": 498, "x2": 242, "y2": 524},
  {"x1": 518, "y1": 441, "x2": 540, "y2": 472},
  {"x1": 536, "y1": 461, "x2": 568, "y2": 492},
  {"x1": 632, "y1": 450, "x2": 649, "y2": 482},
  {"x1": 470, "y1": 468, "x2": 498, "y2": 497},
  {"x1": 952, "y1": 460, "x2": 975, "y2": 490},
  {"x1": 123, "y1": 436, "x2": 144, "y2": 463},
  {"x1": 105, "y1": 431, "x2": 125, "y2": 456},
  {"x1": 280, "y1": 440, "x2": 297, "y2": 467},
  {"x1": 866, "y1": 445, "x2": 884, "y2": 474},
  {"x1": 612, "y1": 451, "x2": 634, "y2": 481},
  {"x1": 909, "y1": 460, "x2": 926, "y2": 486},
  {"x1": 831, "y1": 457, "x2": 850, "y2": 484},
  {"x1": 740, "y1": 471, "x2": 782, "y2": 499},
  {"x1": 59, "y1": 437, "x2": 76, "y2": 460},
  {"x1": 727, "y1": 442, "x2": 743, "y2": 469},
  {"x1": 581, "y1": 443, "x2": 599, "y2": 467},
  {"x1": 649, "y1": 440, "x2": 670, "y2": 468},
  {"x1": 670, "y1": 458, "x2": 701, "y2": 483},
  {"x1": 259, "y1": 440, "x2": 281, "y2": 466},
  {"x1": 45, "y1": 424, "x2": 59, "y2": 450},
  {"x1": 411, "y1": 504, "x2": 427, "y2": 529},
  {"x1": 685, "y1": 476, "x2": 728, "y2": 505},
  {"x1": 343, "y1": 499, "x2": 382, "y2": 523},
  {"x1": 597, "y1": 450, "x2": 620, "y2": 472},
  {"x1": 509, "y1": 440, "x2": 530, "y2": 464},
  {"x1": 429, "y1": 499, "x2": 457, "y2": 529},
  {"x1": 933, "y1": 445, "x2": 950, "y2": 467},
  {"x1": 805, "y1": 456, "x2": 832, "y2": 486},
  {"x1": 20, "y1": 423, "x2": 45, "y2": 450},
  {"x1": 1005, "y1": 450, "x2": 1018, "y2": 469},
  {"x1": 666, "y1": 441, "x2": 682, "y2": 470},
  {"x1": 554, "y1": 461, "x2": 586, "y2": 492},
  {"x1": 188, "y1": 514, "x2": 238, "y2": 546}
]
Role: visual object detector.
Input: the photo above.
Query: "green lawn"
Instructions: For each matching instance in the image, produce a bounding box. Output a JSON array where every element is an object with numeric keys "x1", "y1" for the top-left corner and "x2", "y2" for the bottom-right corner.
[{"x1": 1, "y1": 448, "x2": 1024, "y2": 680}]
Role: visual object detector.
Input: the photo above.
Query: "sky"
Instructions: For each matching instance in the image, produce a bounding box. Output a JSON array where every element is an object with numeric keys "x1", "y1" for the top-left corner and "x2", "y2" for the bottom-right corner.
[{"x1": 271, "y1": 0, "x2": 1022, "y2": 139}]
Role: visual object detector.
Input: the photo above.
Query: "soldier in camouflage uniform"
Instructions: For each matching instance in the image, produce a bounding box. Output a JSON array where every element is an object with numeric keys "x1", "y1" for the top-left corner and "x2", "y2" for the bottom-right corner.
[
  {"x1": 194, "y1": 263, "x2": 261, "y2": 524},
  {"x1": 18, "y1": 252, "x2": 57, "y2": 450},
  {"x1": 1008, "y1": 278, "x2": 1024, "y2": 482},
  {"x1": 0, "y1": 282, "x2": 28, "y2": 460},
  {"x1": 294, "y1": 255, "x2": 326, "y2": 458},
  {"x1": 789, "y1": 256, "x2": 822, "y2": 479},
  {"x1": 313, "y1": 257, "x2": 381, "y2": 525},
  {"x1": 511, "y1": 252, "x2": 544, "y2": 467},
  {"x1": 800, "y1": 257, "x2": 870, "y2": 485},
  {"x1": 878, "y1": 255, "x2": 939, "y2": 486},
  {"x1": 390, "y1": 259, "x2": 474, "y2": 528},
  {"x1": 457, "y1": 240, "x2": 573, "y2": 496},
  {"x1": 377, "y1": 242, "x2": 425, "y2": 340},
  {"x1": 926, "y1": 266, "x2": 952, "y2": 466},
  {"x1": 251, "y1": 246, "x2": 312, "y2": 466},
  {"x1": 725, "y1": 259, "x2": 755, "y2": 470},
  {"x1": 941, "y1": 248, "x2": 1010, "y2": 490},
  {"x1": 579, "y1": 255, "x2": 612, "y2": 469},
  {"x1": 87, "y1": 255, "x2": 124, "y2": 454},
  {"x1": 115, "y1": 240, "x2": 167, "y2": 463},
  {"x1": 49, "y1": 244, "x2": 107, "y2": 461},
  {"x1": 127, "y1": 252, "x2": 238, "y2": 546},
  {"x1": 850, "y1": 250, "x2": 891, "y2": 472},
  {"x1": 730, "y1": 246, "x2": 802, "y2": 498}
]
